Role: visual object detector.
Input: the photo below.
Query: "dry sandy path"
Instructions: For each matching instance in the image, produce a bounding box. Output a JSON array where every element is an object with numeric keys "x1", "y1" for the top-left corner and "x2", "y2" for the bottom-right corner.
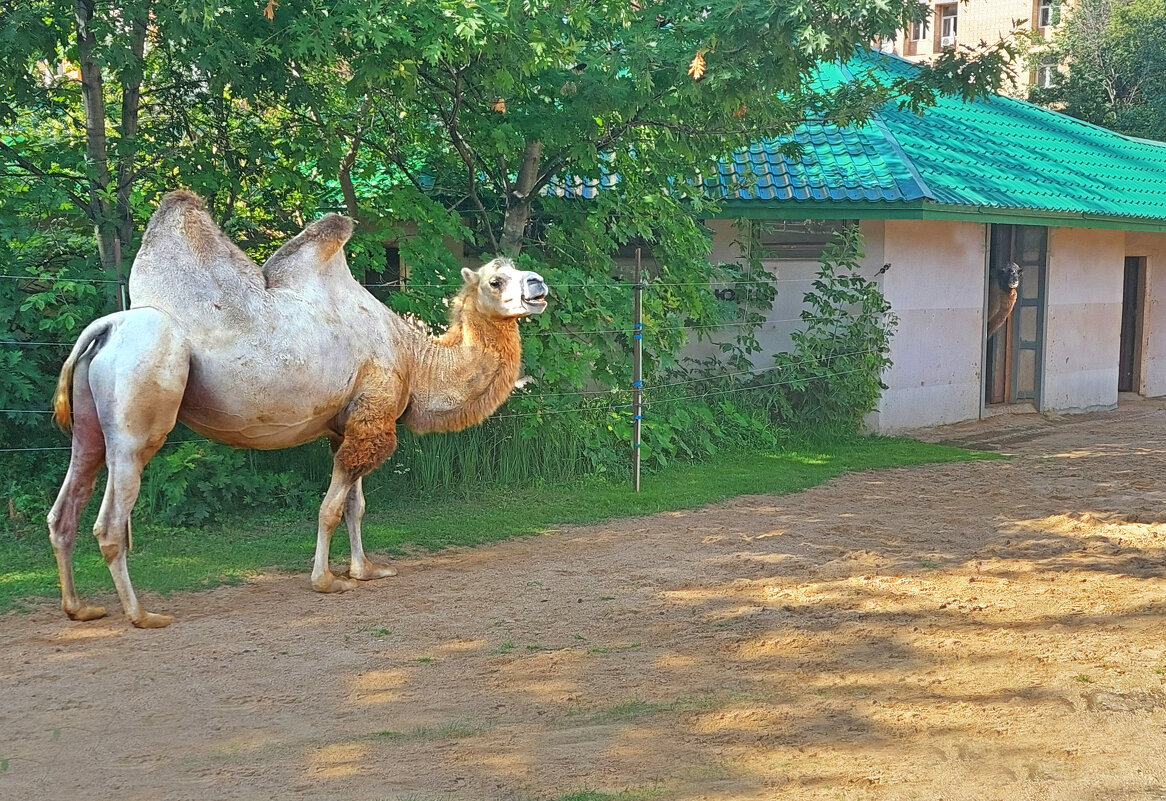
[{"x1": 3, "y1": 400, "x2": 1166, "y2": 801}]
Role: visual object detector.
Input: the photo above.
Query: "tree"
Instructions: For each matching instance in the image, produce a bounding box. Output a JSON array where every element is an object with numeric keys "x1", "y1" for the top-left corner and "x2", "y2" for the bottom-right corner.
[
  {"x1": 2, "y1": 1, "x2": 1015, "y2": 265},
  {"x1": 1029, "y1": 0, "x2": 1166, "y2": 141},
  {"x1": 1, "y1": 0, "x2": 1016, "y2": 503}
]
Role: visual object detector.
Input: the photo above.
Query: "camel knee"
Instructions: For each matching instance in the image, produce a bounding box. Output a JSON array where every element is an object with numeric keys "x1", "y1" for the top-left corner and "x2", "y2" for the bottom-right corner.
[
  {"x1": 319, "y1": 506, "x2": 344, "y2": 532},
  {"x1": 99, "y1": 541, "x2": 122, "y2": 565},
  {"x1": 94, "y1": 523, "x2": 125, "y2": 564}
]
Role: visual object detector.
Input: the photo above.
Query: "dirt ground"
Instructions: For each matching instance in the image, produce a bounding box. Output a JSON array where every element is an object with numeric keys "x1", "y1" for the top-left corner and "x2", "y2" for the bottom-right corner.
[{"x1": 4, "y1": 400, "x2": 1166, "y2": 801}]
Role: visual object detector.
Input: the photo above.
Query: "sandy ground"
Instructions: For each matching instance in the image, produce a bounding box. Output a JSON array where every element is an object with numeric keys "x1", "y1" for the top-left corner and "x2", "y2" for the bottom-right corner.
[{"x1": 4, "y1": 400, "x2": 1166, "y2": 801}]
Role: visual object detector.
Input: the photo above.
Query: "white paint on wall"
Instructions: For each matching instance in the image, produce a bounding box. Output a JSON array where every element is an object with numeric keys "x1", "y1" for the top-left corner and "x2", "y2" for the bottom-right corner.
[
  {"x1": 687, "y1": 218, "x2": 886, "y2": 368},
  {"x1": 1041, "y1": 227, "x2": 1124, "y2": 412},
  {"x1": 693, "y1": 217, "x2": 1165, "y2": 433},
  {"x1": 870, "y1": 219, "x2": 986, "y2": 433}
]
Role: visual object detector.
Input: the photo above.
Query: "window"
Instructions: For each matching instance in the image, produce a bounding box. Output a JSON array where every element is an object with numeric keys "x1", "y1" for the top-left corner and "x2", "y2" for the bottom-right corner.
[
  {"x1": 939, "y1": 5, "x2": 957, "y2": 46},
  {"x1": 1036, "y1": 61, "x2": 1058, "y2": 89},
  {"x1": 614, "y1": 237, "x2": 653, "y2": 260},
  {"x1": 363, "y1": 244, "x2": 404, "y2": 301},
  {"x1": 750, "y1": 219, "x2": 855, "y2": 261},
  {"x1": 1038, "y1": 0, "x2": 1060, "y2": 28},
  {"x1": 910, "y1": 18, "x2": 929, "y2": 41}
]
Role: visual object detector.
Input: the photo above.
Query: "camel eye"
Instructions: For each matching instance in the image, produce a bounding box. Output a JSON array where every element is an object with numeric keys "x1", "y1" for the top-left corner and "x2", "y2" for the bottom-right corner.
[{"x1": 489, "y1": 277, "x2": 503, "y2": 289}]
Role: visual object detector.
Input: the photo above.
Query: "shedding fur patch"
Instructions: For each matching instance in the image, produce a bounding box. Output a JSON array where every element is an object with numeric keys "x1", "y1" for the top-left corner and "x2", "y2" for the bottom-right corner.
[{"x1": 335, "y1": 366, "x2": 406, "y2": 477}]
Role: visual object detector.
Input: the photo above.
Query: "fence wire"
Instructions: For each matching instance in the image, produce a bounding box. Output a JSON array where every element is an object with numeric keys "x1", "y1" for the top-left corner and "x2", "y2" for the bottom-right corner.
[{"x1": 2, "y1": 268, "x2": 882, "y2": 460}]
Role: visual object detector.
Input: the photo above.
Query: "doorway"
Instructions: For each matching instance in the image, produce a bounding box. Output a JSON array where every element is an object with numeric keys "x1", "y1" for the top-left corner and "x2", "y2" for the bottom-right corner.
[
  {"x1": 984, "y1": 225, "x2": 1047, "y2": 406},
  {"x1": 1119, "y1": 256, "x2": 1145, "y2": 393}
]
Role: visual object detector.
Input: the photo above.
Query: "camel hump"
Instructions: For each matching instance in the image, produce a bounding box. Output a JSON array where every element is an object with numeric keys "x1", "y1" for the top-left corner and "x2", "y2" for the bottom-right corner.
[
  {"x1": 262, "y1": 213, "x2": 355, "y2": 289},
  {"x1": 129, "y1": 189, "x2": 266, "y2": 317},
  {"x1": 156, "y1": 188, "x2": 207, "y2": 213}
]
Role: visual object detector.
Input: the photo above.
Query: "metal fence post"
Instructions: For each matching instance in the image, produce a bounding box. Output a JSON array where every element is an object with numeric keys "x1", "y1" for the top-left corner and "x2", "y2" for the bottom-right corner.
[{"x1": 632, "y1": 247, "x2": 643, "y2": 492}]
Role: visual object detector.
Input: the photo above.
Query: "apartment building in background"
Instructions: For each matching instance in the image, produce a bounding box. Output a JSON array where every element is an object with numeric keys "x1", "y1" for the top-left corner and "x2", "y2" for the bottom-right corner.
[{"x1": 886, "y1": 0, "x2": 1065, "y2": 90}]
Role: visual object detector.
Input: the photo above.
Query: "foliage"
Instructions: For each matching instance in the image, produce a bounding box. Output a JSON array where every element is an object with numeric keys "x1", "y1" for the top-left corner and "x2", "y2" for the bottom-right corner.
[
  {"x1": 763, "y1": 225, "x2": 898, "y2": 433},
  {"x1": 1028, "y1": 0, "x2": 1166, "y2": 141},
  {"x1": 0, "y1": 0, "x2": 1006, "y2": 524}
]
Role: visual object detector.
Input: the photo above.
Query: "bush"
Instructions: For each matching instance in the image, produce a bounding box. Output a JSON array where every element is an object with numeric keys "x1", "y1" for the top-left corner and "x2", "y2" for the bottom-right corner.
[
  {"x1": 763, "y1": 224, "x2": 898, "y2": 433},
  {"x1": 1, "y1": 218, "x2": 895, "y2": 532}
]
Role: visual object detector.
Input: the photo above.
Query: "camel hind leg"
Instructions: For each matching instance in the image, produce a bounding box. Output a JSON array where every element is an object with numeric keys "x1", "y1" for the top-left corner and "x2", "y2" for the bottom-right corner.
[
  {"x1": 94, "y1": 434, "x2": 174, "y2": 628},
  {"x1": 77, "y1": 309, "x2": 190, "y2": 627},
  {"x1": 47, "y1": 355, "x2": 108, "y2": 621}
]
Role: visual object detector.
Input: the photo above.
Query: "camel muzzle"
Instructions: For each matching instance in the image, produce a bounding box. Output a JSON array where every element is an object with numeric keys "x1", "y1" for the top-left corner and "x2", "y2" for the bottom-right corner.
[{"x1": 522, "y1": 274, "x2": 549, "y2": 313}]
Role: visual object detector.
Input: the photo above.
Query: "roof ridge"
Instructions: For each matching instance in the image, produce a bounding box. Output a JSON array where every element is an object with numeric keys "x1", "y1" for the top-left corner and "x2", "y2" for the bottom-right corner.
[
  {"x1": 836, "y1": 60, "x2": 935, "y2": 201},
  {"x1": 854, "y1": 48, "x2": 1166, "y2": 151}
]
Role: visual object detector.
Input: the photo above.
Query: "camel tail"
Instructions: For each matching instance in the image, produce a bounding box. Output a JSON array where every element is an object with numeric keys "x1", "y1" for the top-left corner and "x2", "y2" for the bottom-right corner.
[{"x1": 53, "y1": 317, "x2": 115, "y2": 431}]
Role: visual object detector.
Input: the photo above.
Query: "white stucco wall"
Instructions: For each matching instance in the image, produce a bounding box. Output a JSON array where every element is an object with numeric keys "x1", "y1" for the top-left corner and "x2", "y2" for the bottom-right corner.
[
  {"x1": 1128, "y1": 231, "x2": 1166, "y2": 396},
  {"x1": 870, "y1": 219, "x2": 987, "y2": 433},
  {"x1": 1041, "y1": 227, "x2": 1125, "y2": 413},
  {"x1": 690, "y1": 218, "x2": 887, "y2": 366},
  {"x1": 693, "y1": 217, "x2": 1164, "y2": 433}
]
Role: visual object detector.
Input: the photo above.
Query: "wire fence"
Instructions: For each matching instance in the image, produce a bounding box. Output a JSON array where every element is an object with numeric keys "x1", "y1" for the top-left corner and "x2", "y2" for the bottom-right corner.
[{"x1": 1, "y1": 266, "x2": 881, "y2": 476}]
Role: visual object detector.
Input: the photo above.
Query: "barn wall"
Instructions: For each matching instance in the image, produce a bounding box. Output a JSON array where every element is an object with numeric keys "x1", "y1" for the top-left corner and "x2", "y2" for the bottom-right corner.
[
  {"x1": 688, "y1": 218, "x2": 887, "y2": 367},
  {"x1": 869, "y1": 219, "x2": 987, "y2": 433},
  {"x1": 1128, "y1": 231, "x2": 1166, "y2": 396},
  {"x1": 1041, "y1": 227, "x2": 1125, "y2": 412}
]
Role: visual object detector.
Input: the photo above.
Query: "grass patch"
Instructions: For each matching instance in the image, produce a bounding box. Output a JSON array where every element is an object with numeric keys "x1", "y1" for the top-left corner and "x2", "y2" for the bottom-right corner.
[
  {"x1": 0, "y1": 436, "x2": 996, "y2": 612},
  {"x1": 373, "y1": 720, "x2": 485, "y2": 742},
  {"x1": 548, "y1": 790, "x2": 665, "y2": 801},
  {"x1": 562, "y1": 694, "x2": 721, "y2": 726}
]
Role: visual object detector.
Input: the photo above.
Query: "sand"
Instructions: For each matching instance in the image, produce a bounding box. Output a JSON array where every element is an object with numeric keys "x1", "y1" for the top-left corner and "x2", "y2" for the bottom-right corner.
[{"x1": 3, "y1": 399, "x2": 1166, "y2": 801}]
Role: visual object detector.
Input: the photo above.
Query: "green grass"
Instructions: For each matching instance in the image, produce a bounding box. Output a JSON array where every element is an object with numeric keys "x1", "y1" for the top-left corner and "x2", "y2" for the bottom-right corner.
[
  {"x1": 562, "y1": 695, "x2": 721, "y2": 726},
  {"x1": 373, "y1": 720, "x2": 485, "y2": 742},
  {"x1": 0, "y1": 436, "x2": 996, "y2": 612},
  {"x1": 547, "y1": 790, "x2": 666, "y2": 801}
]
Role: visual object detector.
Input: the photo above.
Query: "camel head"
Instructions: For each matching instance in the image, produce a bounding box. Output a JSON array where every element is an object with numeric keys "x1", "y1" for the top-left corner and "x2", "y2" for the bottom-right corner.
[
  {"x1": 460, "y1": 258, "x2": 549, "y2": 319},
  {"x1": 995, "y1": 262, "x2": 1022, "y2": 292}
]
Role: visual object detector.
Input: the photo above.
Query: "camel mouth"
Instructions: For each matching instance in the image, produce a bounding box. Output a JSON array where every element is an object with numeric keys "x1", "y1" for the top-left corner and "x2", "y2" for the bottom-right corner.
[
  {"x1": 522, "y1": 294, "x2": 548, "y2": 314},
  {"x1": 1007, "y1": 277, "x2": 1020, "y2": 289}
]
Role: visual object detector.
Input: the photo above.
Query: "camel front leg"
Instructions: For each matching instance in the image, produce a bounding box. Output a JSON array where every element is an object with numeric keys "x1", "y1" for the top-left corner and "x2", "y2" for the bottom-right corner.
[
  {"x1": 345, "y1": 478, "x2": 397, "y2": 581},
  {"x1": 311, "y1": 462, "x2": 361, "y2": 593}
]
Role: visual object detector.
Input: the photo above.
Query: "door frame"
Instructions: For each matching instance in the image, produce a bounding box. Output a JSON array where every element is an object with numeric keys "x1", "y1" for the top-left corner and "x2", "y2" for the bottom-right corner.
[
  {"x1": 983, "y1": 223, "x2": 1048, "y2": 411},
  {"x1": 1119, "y1": 256, "x2": 1146, "y2": 393}
]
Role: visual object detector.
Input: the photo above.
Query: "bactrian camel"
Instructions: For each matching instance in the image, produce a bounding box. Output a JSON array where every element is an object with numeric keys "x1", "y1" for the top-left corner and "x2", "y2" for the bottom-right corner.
[
  {"x1": 48, "y1": 191, "x2": 548, "y2": 628},
  {"x1": 987, "y1": 261, "x2": 1021, "y2": 337}
]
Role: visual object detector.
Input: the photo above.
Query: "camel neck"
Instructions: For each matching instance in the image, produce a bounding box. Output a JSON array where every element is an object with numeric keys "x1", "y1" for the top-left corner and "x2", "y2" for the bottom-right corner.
[{"x1": 401, "y1": 306, "x2": 522, "y2": 434}]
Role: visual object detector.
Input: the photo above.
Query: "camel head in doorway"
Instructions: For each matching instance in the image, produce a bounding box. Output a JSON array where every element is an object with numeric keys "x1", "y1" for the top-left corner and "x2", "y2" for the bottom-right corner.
[{"x1": 994, "y1": 261, "x2": 1021, "y2": 292}]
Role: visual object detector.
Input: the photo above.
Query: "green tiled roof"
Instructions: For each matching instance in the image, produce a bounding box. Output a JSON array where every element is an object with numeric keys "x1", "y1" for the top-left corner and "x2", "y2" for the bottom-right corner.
[{"x1": 710, "y1": 51, "x2": 1166, "y2": 230}]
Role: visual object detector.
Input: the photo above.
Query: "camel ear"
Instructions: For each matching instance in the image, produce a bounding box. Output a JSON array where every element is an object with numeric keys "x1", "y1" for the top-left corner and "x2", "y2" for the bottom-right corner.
[{"x1": 461, "y1": 267, "x2": 479, "y2": 286}]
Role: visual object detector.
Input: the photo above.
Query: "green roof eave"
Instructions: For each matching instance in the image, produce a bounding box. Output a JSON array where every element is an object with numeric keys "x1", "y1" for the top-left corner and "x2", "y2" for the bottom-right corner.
[{"x1": 711, "y1": 199, "x2": 1166, "y2": 233}]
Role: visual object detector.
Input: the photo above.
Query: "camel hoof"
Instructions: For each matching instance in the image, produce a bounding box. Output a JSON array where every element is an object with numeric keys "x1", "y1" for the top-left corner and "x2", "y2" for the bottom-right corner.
[
  {"x1": 350, "y1": 562, "x2": 398, "y2": 581},
  {"x1": 312, "y1": 574, "x2": 359, "y2": 594},
  {"x1": 65, "y1": 604, "x2": 107, "y2": 622},
  {"x1": 131, "y1": 611, "x2": 174, "y2": 629}
]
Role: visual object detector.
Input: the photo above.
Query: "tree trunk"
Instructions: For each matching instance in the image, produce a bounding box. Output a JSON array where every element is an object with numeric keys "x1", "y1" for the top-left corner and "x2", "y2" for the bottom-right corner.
[
  {"x1": 338, "y1": 97, "x2": 374, "y2": 224},
  {"x1": 115, "y1": 11, "x2": 149, "y2": 258},
  {"x1": 73, "y1": 0, "x2": 119, "y2": 305},
  {"x1": 499, "y1": 140, "x2": 542, "y2": 255}
]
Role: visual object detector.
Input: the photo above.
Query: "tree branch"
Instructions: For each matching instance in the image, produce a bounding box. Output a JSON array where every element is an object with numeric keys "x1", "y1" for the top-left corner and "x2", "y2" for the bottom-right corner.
[
  {"x1": 338, "y1": 95, "x2": 375, "y2": 222},
  {"x1": 422, "y1": 65, "x2": 501, "y2": 253},
  {"x1": 0, "y1": 141, "x2": 91, "y2": 216}
]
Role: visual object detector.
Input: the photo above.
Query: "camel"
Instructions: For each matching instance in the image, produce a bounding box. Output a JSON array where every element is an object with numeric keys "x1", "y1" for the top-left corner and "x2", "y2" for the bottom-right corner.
[
  {"x1": 47, "y1": 190, "x2": 548, "y2": 628},
  {"x1": 987, "y1": 261, "x2": 1021, "y2": 337}
]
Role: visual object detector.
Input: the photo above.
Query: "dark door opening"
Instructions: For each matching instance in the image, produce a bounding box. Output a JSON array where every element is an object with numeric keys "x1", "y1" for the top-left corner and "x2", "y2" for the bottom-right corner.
[
  {"x1": 1119, "y1": 256, "x2": 1144, "y2": 393},
  {"x1": 984, "y1": 224, "x2": 1047, "y2": 406}
]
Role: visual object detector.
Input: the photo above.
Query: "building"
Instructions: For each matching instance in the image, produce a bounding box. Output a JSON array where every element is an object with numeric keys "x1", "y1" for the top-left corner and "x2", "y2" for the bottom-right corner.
[
  {"x1": 696, "y1": 51, "x2": 1166, "y2": 433},
  {"x1": 889, "y1": 0, "x2": 1065, "y2": 90}
]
